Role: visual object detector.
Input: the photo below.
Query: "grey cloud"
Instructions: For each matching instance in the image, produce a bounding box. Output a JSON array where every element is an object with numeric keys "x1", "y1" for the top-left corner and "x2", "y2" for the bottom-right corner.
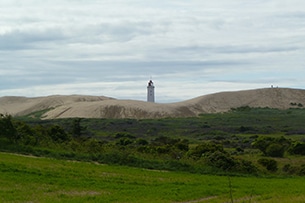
[
  {"x1": 167, "y1": 44, "x2": 302, "y2": 56},
  {"x1": 82, "y1": 21, "x2": 155, "y2": 43},
  {"x1": 218, "y1": 45, "x2": 302, "y2": 54},
  {"x1": 0, "y1": 58, "x2": 244, "y2": 92},
  {"x1": 51, "y1": 59, "x2": 245, "y2": 75},
  {"x1": 1, "y1": 0, "x2": 305, "y2": 101},
  {"x1": 0, "y1": 28, "x2": 66, "y2": 50}
]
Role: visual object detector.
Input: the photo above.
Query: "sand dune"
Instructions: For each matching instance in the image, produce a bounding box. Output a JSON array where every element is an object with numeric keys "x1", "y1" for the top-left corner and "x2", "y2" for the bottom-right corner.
[{"x1": 0, "y1": 88, "x2": 304, "y2": 119}]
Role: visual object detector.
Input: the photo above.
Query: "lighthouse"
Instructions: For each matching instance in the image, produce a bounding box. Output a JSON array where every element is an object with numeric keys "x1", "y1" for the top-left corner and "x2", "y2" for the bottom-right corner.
[{"x1": 147, "y1": 80, "x2": 155, "y2": 102}]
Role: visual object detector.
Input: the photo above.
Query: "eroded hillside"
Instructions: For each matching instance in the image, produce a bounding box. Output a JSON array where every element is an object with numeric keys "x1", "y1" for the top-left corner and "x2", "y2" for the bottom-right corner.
[{"x1": 1, "y1": 88, "x2": 304, "y2": 119}]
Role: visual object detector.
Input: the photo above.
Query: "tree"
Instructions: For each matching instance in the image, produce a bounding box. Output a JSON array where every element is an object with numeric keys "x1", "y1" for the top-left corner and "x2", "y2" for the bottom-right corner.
[
  {"x1": 15, "y1": 121, "x2": 37, "y2": 145},
  {"x1": 47, "y1": 125, "x2": 71, "y2": 142},
  {"x1": 0, "y1": 114, "x2": 18, "y2": 143},
  {"x1": 72, "y1": 118, "x2": 84, "y2": 137}
]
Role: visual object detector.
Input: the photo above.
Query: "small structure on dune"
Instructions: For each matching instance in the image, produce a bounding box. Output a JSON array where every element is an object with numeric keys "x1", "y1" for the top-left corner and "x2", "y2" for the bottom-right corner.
[{"x1": 147, "y1": 80, "x2": 155, "y2": 102}]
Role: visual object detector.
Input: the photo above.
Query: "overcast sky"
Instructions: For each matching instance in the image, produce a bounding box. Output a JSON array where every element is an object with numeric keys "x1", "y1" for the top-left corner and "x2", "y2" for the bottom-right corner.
[{"x1": 1, "y1": 0, "x2": 305, "y2": 102}]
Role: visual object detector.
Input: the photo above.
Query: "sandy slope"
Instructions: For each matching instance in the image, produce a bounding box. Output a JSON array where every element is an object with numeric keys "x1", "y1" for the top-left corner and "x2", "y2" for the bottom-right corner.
[
  {"x1": 0, "y1": 88, "x2": 304, "y2": 119},
  {"x1": 0, "y1": 95, "x2": 113, "y2": 117}
]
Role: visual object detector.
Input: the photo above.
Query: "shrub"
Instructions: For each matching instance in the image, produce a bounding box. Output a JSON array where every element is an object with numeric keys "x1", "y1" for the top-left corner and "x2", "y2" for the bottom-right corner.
[
  {"x1": 298, "y1": 164, "x2": 305, "y2": 176},
  {"x1": 265, "y1": 143, "x2": 285, "y2": 157},
  {"x1": 135, "y1": 138, "x2": 149, "y2": 146},
  {"x1": 252, "y1": 136, "x2": 290, "y2": 157},
  {"x1": 175, "y1": 139, "x2": 189, "y2": 151},
  {"x1": 239, "y1": 126, "x2": 254, "y2": 133},
  {"x1": 188, "y1": 142, "x2": 224, "y2": 160},
  {"x1": 235, "y1": 159, "x2": 258, "y2": 174},
  {"x1": 114, "y1": 132, "x2": 135, "y2": 139},
  {"x1": 231, "y1": 106, "x2": 251, "y2": 112},
  {"x1": 152, "y1": 136, "x2": 179, "y2": 146},
  {"x1": 203, "y1": 151, "x2": 236, "y2": 171},
  {"x1": 116, "y1": 138, "x2": 133, "y2": 146},
  {"x1": 288, "y1": 142, "x2": 305, "y2": 155},
  {"x1": 283, "y1": 164, "x2": 305, "y2": 176},
  {"x1": 85, "y1": 139, "x2": 106, "y2": 154},
  {"x1": 235, "y1": 147, "x2": 244, "y2": 153},
  {"x1": 252, "y1": 137, "x2": 275, "y2": 155},
  {"x1": 282, "y1": 164, "x2": 298, "y2": 175},
  {"x1": 258, "y1": 158, "x2": 278, "y2": 172}
]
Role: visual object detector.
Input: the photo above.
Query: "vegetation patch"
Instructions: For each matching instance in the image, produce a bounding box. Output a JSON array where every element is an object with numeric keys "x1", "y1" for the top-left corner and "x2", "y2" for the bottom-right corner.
[
  {"x1": 1, "y1": 152, "x2": 305, "y2": 203},
  {"x1": 2, "y1": 107, "x2": 305, "y2": 201},
  {"x1": 18, "y1": 108, "x2": 54, "y2": 120}
]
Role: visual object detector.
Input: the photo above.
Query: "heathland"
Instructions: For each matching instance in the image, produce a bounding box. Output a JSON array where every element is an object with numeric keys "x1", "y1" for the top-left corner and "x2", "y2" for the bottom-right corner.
[{"x1": 1, "y1": 88, "x2": 305, "y2": 202}]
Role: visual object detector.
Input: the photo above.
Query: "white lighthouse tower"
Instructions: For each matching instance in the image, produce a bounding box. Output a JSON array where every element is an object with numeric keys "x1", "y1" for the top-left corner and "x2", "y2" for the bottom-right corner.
[{"x1": 147, "y1": 80, "x2": 155, "y2": 102}]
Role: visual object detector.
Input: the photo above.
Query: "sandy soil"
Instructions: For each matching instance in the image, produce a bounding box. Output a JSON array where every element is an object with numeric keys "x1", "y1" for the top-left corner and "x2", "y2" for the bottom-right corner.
[{"x1": 1, "y1": 88, "x2": 304, "y2": 119}]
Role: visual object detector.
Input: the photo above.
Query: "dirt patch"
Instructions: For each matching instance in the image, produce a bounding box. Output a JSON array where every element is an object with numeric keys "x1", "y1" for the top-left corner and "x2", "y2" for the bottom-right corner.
[
  {"x1": 176, "y1": 196, "x2": 218, "y2": 203},
  {"x1": 59, "y1": 191, "x2": 103, "y2": 196}
]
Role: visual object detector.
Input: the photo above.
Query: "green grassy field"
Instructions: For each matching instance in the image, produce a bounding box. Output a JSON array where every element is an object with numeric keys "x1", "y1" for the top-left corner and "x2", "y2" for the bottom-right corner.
[{"x1": 1, "y1": 152, "x2": 305, "y2": 203}]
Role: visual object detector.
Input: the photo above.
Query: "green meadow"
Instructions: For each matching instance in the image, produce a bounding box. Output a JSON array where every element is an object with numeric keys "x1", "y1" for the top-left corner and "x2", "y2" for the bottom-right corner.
[{"x1": 1, "y1": 152, "x2": 305, "y2": 203}]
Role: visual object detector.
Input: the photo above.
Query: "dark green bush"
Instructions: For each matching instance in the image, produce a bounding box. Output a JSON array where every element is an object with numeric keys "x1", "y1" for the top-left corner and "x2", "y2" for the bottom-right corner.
[
  {"x1": 0, "y1": 114, "x2": 18, "y2": 143},
  {"x1": 203, "y1": 151, "x2": 236, "y2": 171},
  {"x1": 47, "y1": 125, "x2": 71, "y2": 142},
  {"x1": 188, "y1": 142, "x2": 224, "y2": 160},
  {"x1": 283, "y1": 164, "x2": 305, "y2": 176},
  {"x1": 258, "y1": 158, "x2": 278, "y2": 172},
  {"x1": 116, "y1": 138, "x2": 134, "y2": 146},
  {"x1": 265, "y1": 143, "x2": 285, "y2": 157},
  {"x1": 283, "y1": 164, "x2": 298, "y2": 174},
  {"x1": 288, "y1": 142, "x2": 305, "y2": 155},
  {"x1": 235, "y1": 159, "x2": 258, "y2": 174},
  {"x1": 175, "y1": 139, "x2": 189, "y2": 151},
  {"x1": 252, "y1": 136, "x2": 290, "y2": 157},
  {"x1": 135, "y1": 138, "x2": 149, "y2": 146}
]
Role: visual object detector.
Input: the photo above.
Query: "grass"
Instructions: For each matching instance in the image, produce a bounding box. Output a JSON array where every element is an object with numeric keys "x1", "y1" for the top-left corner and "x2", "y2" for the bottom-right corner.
[{"x1": 1, "y1": 152, "x2": 305, "y2": 203}]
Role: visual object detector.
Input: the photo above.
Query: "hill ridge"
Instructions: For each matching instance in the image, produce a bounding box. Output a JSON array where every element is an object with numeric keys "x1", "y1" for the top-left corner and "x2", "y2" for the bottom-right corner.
[{"x1": 1, "y1": 88, "x2": 304, "y2": 119}]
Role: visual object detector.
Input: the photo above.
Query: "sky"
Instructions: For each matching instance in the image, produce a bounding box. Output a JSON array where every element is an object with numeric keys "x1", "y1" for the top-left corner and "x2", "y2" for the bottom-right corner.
[{"x1": 1, "y1": 0, "x2": 305, "y2": 103}]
